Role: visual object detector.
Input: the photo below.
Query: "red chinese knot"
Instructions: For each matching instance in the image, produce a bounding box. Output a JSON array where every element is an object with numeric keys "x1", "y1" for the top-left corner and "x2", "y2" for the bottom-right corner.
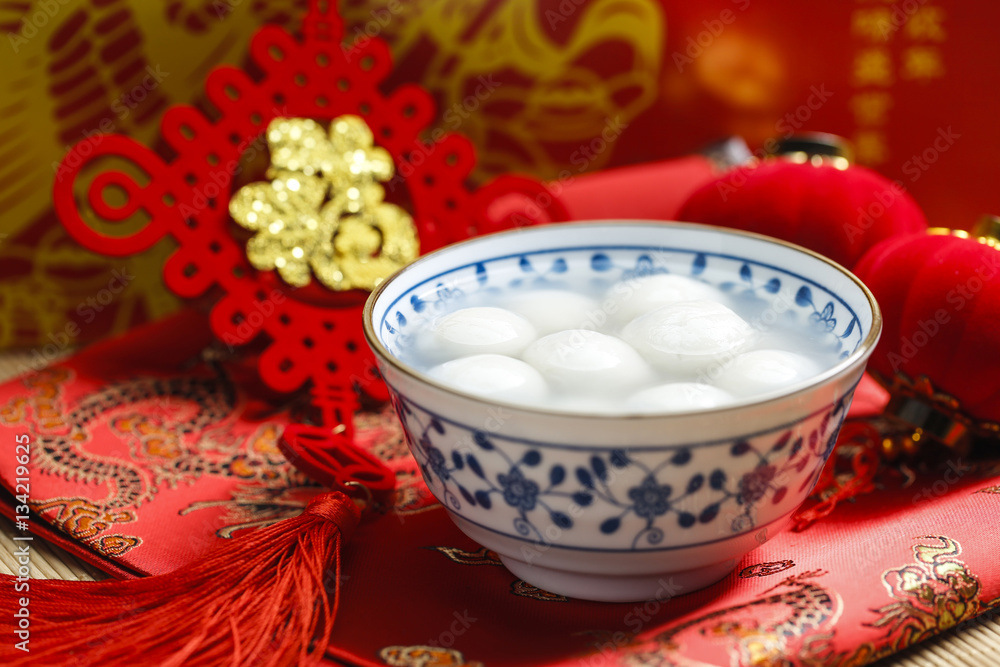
[{"x1": 52, "y1": 0, "x2": 567, "y2": 494}]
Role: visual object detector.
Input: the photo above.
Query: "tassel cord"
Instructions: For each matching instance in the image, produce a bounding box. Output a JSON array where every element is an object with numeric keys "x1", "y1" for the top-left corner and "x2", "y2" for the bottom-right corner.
[{"x1": 0, "y1": 492, "x2": 359, "y2": 667}]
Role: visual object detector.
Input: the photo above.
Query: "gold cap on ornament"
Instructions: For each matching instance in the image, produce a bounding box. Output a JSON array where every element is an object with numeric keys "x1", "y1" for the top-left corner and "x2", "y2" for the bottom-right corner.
[
  {"x1": 973, "y1": 214, "x2": 1000, "y2": 247},
  {"x1": 928, "y1": 214, "x2": 1000, "y2": 249},
  {"x1": 766, "y1": 132, "x2": 852, "y2": 170}
]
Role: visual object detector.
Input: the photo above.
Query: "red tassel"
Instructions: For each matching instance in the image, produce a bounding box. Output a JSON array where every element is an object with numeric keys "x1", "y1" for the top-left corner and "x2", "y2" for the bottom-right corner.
[{"x1": 0, "y1": 492, "x2": 360, "y2": 667}]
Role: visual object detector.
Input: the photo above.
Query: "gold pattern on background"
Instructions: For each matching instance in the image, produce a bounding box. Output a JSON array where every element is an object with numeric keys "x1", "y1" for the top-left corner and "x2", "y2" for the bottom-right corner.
[
  {"x1": 0, "y1": 227, "x2": 175, "y2": 350},
  {"x1": 1, "y1": 1, "x2": 295, "y2": 348},
  {"x1": 850, "y1": 8, "x2": 892, "y2": 42},
  {"x1": 853, "y1": 48, "x2": 894, "y2": 87},
  {"x1": 854, "y1": 129, "x2": 890, "y2": 164},
  {"x1": 380, "y1": 645, "x2": 484, "y2": 667},
  {"x1": 849, "y1": 0, "x2": 947, "y2": 166},
  {"x1": 3, "y1": 0, "x2": 661, "y2": 346},
  {"x1": 901, "y1": 46, "x2": 945, "y2": 82},
  {"x1": 229, "y1": 116, "x2": 418, "y2": 291},
  {"x1": 339, "y1": 0, "x2": 663, "y2": 179},
  {"x1": 905, "y1": 6, "x2": 947, "y2": 41},
  {"x1": 849, "y1": 91, "x2": 893, "y2": 126}
]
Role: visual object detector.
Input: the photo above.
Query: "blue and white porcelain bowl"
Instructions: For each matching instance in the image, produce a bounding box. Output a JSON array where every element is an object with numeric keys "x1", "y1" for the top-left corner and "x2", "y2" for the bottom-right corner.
[{"x1": 363, "y1": 221, "x2": 881, "y2": 602}]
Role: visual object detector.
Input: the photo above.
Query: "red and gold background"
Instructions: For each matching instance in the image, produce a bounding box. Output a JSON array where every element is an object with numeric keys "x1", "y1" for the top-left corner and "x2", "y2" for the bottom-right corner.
[
  {"x1": 1, "y1": 0, "x2": 997, "y2": 348},
  {"x1": 2, "y1": 3, "x2": 1000, "y2": 665}
]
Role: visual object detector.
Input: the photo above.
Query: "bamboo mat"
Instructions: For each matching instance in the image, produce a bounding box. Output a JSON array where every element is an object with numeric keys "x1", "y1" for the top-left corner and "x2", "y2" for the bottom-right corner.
[{"x1": 1, "y1": 351, "x2": 997, "y2": 665}]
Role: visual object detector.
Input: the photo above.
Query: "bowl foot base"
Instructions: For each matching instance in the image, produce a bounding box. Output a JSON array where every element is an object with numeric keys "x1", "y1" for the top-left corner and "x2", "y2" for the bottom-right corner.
[{"x1": 497, "y1": 555, "x2": 736, "y2": 603}]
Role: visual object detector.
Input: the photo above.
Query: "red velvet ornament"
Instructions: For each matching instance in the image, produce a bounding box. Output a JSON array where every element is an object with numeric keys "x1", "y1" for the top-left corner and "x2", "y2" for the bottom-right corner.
[
  {"x1": 853, "y1": 229, "x2": 1000, "y2": 448},
  {"x1": 51, "y1": 0, "x2": 567, "y2": 498},
  {"x1": 677, "y1": 156, "x2": 928, "y2": 268},
  {"x1": 793, "y1": 228, "x2": 1000, "y2": 529}
]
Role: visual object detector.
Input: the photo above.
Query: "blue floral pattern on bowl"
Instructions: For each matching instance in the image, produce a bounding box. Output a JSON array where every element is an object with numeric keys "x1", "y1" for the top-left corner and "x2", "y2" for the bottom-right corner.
[
  {"x1": 365, "y1": 222, "x2": 879, "y2": 601},
  {"x1": 390, "y1": 390, "x2": 850, "y2": 552}
]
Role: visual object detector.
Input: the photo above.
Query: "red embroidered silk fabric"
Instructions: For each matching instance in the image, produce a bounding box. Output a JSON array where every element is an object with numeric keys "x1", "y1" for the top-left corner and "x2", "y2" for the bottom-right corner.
[{"x1": 2, "y1": 313, "x2": 999, "y2": 666}]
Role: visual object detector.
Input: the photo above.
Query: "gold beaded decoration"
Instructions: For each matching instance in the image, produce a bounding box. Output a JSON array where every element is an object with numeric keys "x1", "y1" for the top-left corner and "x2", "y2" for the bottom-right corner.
[{"x1": 229, "y1": 116, "x2": 418, "y2": 290}]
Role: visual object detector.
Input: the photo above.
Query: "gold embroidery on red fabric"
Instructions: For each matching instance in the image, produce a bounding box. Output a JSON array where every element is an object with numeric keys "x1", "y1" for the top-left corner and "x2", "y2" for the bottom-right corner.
[
  {"x1": 619, "y1": 570, "x2": 838, "y2": 666},
  {"x1": 7, "y1": 366, "x2": 439, "y2": 554},
  {"x1": 181, "y1": 484, "x2": 325, "y2": 538},
  {"x1": 739, "y1": 560, "x2": 796, "y2": 578},
  {"x1": 30, "y1": 497, "x2": 141, "y2": 557},
  {"x1": 95, "y1": 534, "x2": 141, "y2": 557},
  {"x1": 509, "y1": 579, "x2": 569, "y2": 602},
  {"x1": 427, "y1": 545, "x2": 568, "y2": 602},
  {"x1": 31, "y1": 497, "x2": 136, "y2": 540},
  {"x1": 1, "y1": 369, "x2": 71, "y2": 432},
  {"x1": 427, "y1": 546, "x2": 502, "y2": 567},
  {"x1": 8, "y1": 366, "x2": 316, "y2": 555},
  {"x1": 868, "y1": 536, "x2": 983, "y2": 648},
  {"x1": 379, "y1": 645, "x2": 484, "y2": 667},
  {"x1": 800, "y1": 536, "x2": 1000, "y2": 666},
  {"x1": 0, "y1": 396, "x2": 29, "y2": 425}
]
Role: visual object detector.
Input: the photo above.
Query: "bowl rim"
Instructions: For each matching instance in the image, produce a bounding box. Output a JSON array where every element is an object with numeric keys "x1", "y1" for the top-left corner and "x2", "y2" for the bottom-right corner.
[{"x1": 362, "y1": 220, "x2": 882, "y2": 420}]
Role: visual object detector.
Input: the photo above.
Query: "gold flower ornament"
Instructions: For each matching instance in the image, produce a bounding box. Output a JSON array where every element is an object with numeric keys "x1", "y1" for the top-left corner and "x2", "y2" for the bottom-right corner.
[{"x1": 229, "y1": 116, "x2": 418, "y2": 291}]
